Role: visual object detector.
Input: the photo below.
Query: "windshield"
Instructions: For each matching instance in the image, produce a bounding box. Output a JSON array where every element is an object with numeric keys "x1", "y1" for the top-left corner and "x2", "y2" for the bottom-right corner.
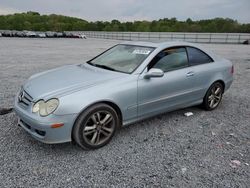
[{"x1": 87, "y1": 44, "x2": 155, "y2": 73}]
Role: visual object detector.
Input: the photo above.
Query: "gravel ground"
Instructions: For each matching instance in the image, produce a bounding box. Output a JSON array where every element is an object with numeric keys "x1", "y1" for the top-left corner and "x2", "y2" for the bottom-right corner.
[{"x1": 0, "y1": 38, "x2": 249, "y2": 187}]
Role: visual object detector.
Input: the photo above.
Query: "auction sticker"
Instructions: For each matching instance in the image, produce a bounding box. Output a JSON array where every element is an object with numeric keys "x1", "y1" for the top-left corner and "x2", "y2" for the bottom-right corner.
[{"x1": 132, "y1": 49, "x2": 151, "y2": 55}]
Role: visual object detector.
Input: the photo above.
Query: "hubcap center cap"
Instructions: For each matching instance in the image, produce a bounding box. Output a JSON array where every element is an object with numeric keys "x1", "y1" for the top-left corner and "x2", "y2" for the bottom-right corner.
[{"x1": 96, "y1": 124, "x2": 102, "y2": 131}]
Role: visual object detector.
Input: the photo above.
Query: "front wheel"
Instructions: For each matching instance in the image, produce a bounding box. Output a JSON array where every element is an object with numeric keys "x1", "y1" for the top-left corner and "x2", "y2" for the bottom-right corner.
[
  {"x1": 203, "y1": 82, "x2": 224, "y2": 111},
  {"x1": 73, "y1": 103, "x2": 119, "y2": 150}
]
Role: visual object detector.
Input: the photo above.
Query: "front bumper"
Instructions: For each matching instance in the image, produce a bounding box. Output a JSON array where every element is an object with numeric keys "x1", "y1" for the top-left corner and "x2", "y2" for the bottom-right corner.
[{"x1": 14, "y1": 97, "x2": 77, "y2": 144}]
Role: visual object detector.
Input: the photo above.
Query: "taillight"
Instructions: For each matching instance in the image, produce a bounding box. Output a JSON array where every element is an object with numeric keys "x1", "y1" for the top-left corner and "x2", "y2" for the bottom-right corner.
[{"x1": 231, "y1": 65, "x2": 234, "y2": 74}]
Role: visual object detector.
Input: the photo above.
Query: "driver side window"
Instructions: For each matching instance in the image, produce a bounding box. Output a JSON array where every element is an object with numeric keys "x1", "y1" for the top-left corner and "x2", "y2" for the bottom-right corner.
[{"x1": 149, "y1": 47, "x2": 188, "y2": 72}]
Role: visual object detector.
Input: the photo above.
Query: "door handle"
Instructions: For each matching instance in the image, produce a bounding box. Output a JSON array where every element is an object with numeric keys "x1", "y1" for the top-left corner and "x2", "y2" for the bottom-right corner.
[{"x1": 186, "y1": 71, "x2": 195, "y2": 77}]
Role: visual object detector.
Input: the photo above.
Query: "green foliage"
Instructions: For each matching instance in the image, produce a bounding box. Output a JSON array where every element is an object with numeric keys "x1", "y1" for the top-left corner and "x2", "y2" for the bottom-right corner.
[
  {"x1": 0, "y1": 12, "x2": 249, "y2": 33},
  {"x1": 0, "y1": 12, "x2": 87, "y2": 32}
]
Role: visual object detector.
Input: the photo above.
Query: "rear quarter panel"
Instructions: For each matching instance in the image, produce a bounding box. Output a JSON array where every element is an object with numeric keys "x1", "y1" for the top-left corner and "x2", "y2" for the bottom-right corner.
[{"x1": 192, "y1": 58, "x2": 233, "y2": 99}]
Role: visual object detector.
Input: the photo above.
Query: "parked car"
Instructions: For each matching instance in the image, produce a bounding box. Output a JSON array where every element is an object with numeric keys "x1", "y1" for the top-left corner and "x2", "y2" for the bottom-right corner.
[
  {"x1": 37, "y1": 32, "x2": 46, "y2": 38},
  {"x1": 243, "y1": 39, "x2": 250, "y2": 45},
  {"x1": 78, "y1": 33, "x2": 87, "y2": 39},
  {"x1": 10, "y1": 30, "x2": 17, "y2": 37},
  {"x1": 55, "y1": 32, "x2": 63, "y2": 38},
  {"x1": 2, "y1": 30, "x2": 12, "y2": 37},
  {"x1": 63, "y1": 32, "x2": 73, "y2": 38},
  {"x1": 25, "y1": 31, "x2": 37, "y2": 37},
  {"x1": 15, "y1": 31, "x2": 26, "y2": 37},
  {"x1": 14, "y1": 41, "x2": 233, "y2": 149},
  {"x1": 71, "y1": 33, "x2": 86, "y2": 39},
  {"x1": 45, "y1": 31, "x2": 56, "y2": 38}
]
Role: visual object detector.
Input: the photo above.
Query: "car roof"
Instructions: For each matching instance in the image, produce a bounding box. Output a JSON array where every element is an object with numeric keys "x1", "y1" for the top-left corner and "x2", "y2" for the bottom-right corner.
[
  {"x1": 120, "y1": 40, "x2": 220, "y2": 61},
  {"x1": 120, "y1": 40, "x2": 201, "y2": 48}
]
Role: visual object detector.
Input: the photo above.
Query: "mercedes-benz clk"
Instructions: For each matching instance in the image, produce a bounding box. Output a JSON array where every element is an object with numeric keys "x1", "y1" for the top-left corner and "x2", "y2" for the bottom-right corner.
[{"x1": 14, "y1": 41, "x2": 233, "y2": 149}]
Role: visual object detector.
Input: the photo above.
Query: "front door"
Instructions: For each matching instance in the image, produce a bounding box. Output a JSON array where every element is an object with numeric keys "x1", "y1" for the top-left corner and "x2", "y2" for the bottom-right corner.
[{"x1": 137, "y1": 47, "x2": 198, "y2": 118}]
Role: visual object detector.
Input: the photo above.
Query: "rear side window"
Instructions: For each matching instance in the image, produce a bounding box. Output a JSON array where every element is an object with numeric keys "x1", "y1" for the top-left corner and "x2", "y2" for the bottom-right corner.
[
  {"x1": 186, "y1": 47, "x2": 213, "y2": 66},
  {"x1": 149, "y1": 47, "x2": 188, "y2": 72}
]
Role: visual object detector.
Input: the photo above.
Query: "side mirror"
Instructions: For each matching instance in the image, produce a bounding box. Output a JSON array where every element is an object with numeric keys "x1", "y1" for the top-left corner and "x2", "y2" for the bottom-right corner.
[{"x1": 144, "y1": 68, "x2": 164, "y2": 79}]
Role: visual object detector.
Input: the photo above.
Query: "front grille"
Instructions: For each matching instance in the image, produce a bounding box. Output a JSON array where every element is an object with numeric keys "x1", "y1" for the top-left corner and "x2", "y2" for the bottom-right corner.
[{"x1": 18, "y1": 88, "x2": 33, "y2": 107}]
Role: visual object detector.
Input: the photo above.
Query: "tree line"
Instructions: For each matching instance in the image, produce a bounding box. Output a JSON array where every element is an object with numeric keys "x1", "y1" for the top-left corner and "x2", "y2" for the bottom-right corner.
[{"x1": 0, "y1": 11, "x2": 249, "y2": 33}]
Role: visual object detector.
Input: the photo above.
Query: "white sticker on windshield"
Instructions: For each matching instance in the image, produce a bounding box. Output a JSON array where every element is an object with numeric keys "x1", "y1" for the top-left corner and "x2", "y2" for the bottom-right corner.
[{"x1": 132, "y1": 49, "x2": 151, "y2": 55}]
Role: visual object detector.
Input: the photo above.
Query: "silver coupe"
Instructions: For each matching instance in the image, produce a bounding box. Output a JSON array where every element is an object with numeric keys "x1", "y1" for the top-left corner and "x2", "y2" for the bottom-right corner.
[{"x1": 14, "y1": 41, "x2": 233, "y2": 149}]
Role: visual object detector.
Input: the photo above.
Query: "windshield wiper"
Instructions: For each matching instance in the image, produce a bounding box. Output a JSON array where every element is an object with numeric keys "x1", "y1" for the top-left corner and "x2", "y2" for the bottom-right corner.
[
  {"x1": 95, "y1": 64, "x2": 117, "y2": 71},
  {"x1": 87, "y1": 61, "x2": 117, "y2": 72}
]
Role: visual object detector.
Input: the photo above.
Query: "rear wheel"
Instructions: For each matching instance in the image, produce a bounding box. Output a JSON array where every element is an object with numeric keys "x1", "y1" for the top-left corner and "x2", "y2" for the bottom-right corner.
[
  {"x1": 203, "y1": 82, "x2": 224, "y2": 110},
  {"x1": 73, "y1": 103, "x2": 119, "y2": 150}
]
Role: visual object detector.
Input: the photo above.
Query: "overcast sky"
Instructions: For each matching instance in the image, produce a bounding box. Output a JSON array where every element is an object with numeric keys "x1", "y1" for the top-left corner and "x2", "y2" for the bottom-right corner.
[{"x1": 0, "y1": 0, "x2": 249, "y2": 23}]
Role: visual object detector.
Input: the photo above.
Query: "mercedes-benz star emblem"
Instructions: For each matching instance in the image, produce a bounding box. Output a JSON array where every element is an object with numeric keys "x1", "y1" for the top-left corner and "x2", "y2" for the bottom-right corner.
[{"x1": 18, "y1": 91, "x2": 24, "y2": 102}]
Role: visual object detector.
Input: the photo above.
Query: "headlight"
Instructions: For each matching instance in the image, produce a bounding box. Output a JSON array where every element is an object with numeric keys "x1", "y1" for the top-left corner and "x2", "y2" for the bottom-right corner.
[
  {"x1": 32, "y1": 100, "x2": 43, "y2": 113},
  {"x1": 32, "y1": 99, "x2": 59, "y2": 116}
]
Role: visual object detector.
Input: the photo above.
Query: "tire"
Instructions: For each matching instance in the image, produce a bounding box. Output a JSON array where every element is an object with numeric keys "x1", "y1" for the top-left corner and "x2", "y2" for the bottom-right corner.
[
  {"x1": 203, "y1": 82, "x2": 224, "y2": 111},
  {"x1": 73, "y1": 103, "x2": 119, "y2": 150}
]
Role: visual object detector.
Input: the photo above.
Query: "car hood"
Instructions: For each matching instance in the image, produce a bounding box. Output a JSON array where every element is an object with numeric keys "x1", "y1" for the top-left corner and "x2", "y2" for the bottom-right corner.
[{"x1": 23, "y1": 64, "x2": 125, "y2": 101}]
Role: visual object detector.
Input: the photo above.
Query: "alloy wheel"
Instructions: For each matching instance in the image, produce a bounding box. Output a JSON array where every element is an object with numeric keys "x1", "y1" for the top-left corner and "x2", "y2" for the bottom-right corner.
[
  {"x1": 82, "y1": 111, "x2": 115, "y2": 146},
  {"x1": 208, "y1": 85, "x2": 223, "y2": 109}
]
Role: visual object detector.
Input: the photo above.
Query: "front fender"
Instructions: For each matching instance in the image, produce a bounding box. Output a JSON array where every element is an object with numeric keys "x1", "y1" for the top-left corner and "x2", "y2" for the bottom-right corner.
[{"x1": 54, "y1": 76, "x2": 138, "y2": 123}]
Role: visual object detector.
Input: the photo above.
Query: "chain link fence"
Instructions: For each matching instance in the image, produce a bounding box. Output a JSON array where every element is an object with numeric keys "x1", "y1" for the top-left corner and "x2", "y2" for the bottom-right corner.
[{"x1": 82, "y1": 31, "x2": 250, "y2": 44}]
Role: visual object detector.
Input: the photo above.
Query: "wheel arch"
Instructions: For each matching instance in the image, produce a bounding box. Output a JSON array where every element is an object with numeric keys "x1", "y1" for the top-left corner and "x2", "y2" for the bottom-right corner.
[
  {"x1": 71, "y1": 100, "x2": 123, "y2": 141},
  {"x1": 202, "y1": 79, "x2": 225, "y2": 111},
  {"x1": 211, "y1": 80, "x2": 225, "y2": 93},
  {"x1": 203, "y1": 79, "x2": 226, "y2": 102}
]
